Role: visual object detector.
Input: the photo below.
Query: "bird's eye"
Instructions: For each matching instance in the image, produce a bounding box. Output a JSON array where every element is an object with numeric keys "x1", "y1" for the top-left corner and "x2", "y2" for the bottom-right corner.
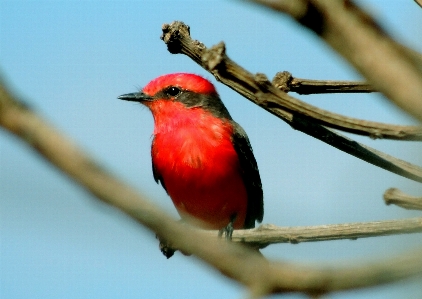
[{"x1": 166, "y1": 86, "x2": 181, "y2": 97}]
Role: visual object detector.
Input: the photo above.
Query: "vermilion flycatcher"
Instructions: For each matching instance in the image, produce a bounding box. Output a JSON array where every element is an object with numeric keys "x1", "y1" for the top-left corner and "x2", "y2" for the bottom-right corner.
[{"x1": 119, "y1": 73, "x2": 263, "y2": 254}]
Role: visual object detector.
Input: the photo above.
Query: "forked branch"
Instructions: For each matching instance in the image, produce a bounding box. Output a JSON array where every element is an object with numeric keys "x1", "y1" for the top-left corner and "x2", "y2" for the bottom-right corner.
[
  {"x1": 272, "y1": 71, "x2": 376, "y2": 94},
  {"x1": 251, "y1": 0, "x2": 422, "y2": 121},
  {"x1": 161, "y1": 22, "x2": 422, "y2": 141},
  {"x1": 160, "y1": 21, "x2": 422, "y2": 183}
]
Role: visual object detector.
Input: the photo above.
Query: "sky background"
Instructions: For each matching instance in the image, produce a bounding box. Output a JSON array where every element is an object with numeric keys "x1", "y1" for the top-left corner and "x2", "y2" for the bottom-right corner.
[{"x1": 1, "y1": 1, "x2": 422, "y2": 298}]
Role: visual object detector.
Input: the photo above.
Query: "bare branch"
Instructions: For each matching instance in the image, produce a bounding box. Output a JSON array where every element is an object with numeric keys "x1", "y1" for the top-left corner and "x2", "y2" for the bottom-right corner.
[
  {"x1": 160, "y1": 21, "x2": 422, "y2": 183},
  {"x1": 273, "y1": 71, "x2": 376, "y2": 94},
  {"x1": 205, "y1": 218, "x2": 422, "y2": 248},
  {"x1": 250, "y1": 0, "x2": 422, "y2": 121},
  {"x1": 384, "y1": 188, "x2": 422, "y2": 211},
  {"x1": 165, "y1": 217, "x2": 422, "y2": 251},
  {"x1": 161, "y1": 22, "x2": 422, "y2": 141}
]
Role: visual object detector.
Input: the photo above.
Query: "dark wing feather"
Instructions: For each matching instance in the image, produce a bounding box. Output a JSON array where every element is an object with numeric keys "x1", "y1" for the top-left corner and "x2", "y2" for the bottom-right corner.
[
  {"x1": 151, "y1": 140, "x2": 168, "y2": 193},
  {"x1": 231, "y1": 122, "x2": 264, "y2": 229}
]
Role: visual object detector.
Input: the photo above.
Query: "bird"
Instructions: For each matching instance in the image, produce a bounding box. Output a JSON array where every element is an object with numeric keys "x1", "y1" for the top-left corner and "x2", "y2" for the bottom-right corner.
[{"x1": 119, "y1": 73, "x2": 263, "y2": 256}]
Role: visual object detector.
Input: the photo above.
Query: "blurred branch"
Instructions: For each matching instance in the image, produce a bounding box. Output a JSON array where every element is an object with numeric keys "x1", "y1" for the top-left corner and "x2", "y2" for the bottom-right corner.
[
  {"x1": 415, "y1": 0, "x2": 422, "y2": 8},
  {"x1": 273, "y1": 71, "x2": 376, "y2": 94},
  {"x1": 160, "y1": 21, "x2": 422, "y2": 183},
  {"x1": 2, "y1": 75, "x2": 422, "y2": 296},
  {"x1": 384, "y1": 188, "x2": 422, "y2": 211},
  {"x1": 250, "y1": 0, "x2": 422, "y2": 121}
]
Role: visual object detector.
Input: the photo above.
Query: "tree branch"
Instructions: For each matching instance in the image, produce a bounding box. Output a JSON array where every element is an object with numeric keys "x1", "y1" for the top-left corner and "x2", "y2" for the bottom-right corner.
[
  {"x1": 272, "y1": 71, "x2": 376, "y2": 94},
  {"x1": 229, "y1": 218, "x2": 422, "y2": 248},
  {"x1": 384, "y1": 188, "x2": 422, "y2": 211},
  {"x1": 161, "y1": 22, "x2": 422, "y2": 141},
  {"x1": 159, "y1": 21, "x2": 422, "y2": 183},
  {"x1": 163, "y1": 217, "x2": 422, "y2": 251},
  {"x1": 250, "y1": 0, "x2": 422, "y2": 121}
]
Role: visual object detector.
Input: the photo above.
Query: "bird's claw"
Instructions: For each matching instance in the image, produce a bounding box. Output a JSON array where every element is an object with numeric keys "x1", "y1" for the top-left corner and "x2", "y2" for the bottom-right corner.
[{"x1": 218, "y1": 221, "x2": 234, "y2": 240}]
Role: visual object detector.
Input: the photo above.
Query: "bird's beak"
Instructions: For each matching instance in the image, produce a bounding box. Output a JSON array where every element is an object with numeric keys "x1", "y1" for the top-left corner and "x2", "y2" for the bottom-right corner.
[{"x1": 118, "y1": 92, "x2": 153, "y2": 102}]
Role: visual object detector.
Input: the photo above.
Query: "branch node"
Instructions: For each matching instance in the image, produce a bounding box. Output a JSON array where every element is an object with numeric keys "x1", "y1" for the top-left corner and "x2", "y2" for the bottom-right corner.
[
  {"x1": 289, "y1": 236, "x2": 300, "y2": 244},
  {"x1": 272, "y1": 71, "x2": 294, "y2": 92},
  {"x1": 369, "y1": 130, "x2": 383, "y2": 140},
  {"x1": 192, "y1": 39, "x2": 206, "y2": 51},
  {"x1": 254, "y1": 73, "x2": 272, "y2": 89},
  {"x1": 157, "y1": 235, "x2": 176, "y2": 259},
  {"x1": 384, "y1": 188, "x2": 422, "y2": 211},
  {"x1": 202, "y1": 42, "x2": 226, "y2": 72},
  {"x1": 256, "y1": 223, "x2": 278, "y2": 231},
  {"x1": 384, "y1": 188, "x2": 398, "y2": 206},
  {"x1": 161, "y1": 21, "x2": 191, "y2": 54}
]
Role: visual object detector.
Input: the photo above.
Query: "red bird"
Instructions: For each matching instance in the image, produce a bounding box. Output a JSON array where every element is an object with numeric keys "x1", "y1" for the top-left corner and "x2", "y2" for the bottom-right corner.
[{"x1": 119, "y1": 73, "x2": 263, "y2": 253}]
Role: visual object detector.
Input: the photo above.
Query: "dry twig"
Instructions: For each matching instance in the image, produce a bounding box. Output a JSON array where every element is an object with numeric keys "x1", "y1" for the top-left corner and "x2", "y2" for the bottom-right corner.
[
  {"x1": 231, "y1": 218, "x2": 422, "y2": 248},
  {"x1": 161, "y1": 22, "x2": 422, "y2": 140},
  {"x1": 251, "y1": 0, "x2": 422, "y2": 121},
  {"x1": 272, "y1": 71, "x2": 376, "y2": 94},
  {"x1": 384, "y1": 188, "x2": 422, "y2": 211},
  {"x1": 160, "y1": 21, "x2": 422, "y2": 183}
]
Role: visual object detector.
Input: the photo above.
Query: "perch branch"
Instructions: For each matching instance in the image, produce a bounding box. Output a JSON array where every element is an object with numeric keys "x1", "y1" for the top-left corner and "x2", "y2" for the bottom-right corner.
[
  {"x1": 230, "y1": 218, "x2": 422, "y2": 248},
  {"x1": 160, "y1": 21, "x2": 422, "y2": 183}
]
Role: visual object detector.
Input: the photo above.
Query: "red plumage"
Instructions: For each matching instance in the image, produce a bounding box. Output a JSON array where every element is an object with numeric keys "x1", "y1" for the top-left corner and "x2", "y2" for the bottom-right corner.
[
  {"x1": 119, "y1": 73, "x2": 263, "y2": 231},
  {"x1": 150, "y1": 100, "x2": 247, "y2": 229},
  {"x1": 143, "y1": 73, "x2": 217, "y2": 96}
]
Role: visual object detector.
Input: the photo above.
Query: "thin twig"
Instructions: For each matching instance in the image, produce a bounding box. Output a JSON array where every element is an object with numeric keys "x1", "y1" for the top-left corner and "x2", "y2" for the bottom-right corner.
[
  {"x1": 160, "y1": 21, "x2": 422, "y2": 183},
  {"x1": 273, "y1": 71, "x2": 376, "y2": 94},
  {"x1": 384, "y1": 188, "x2": 422, "y2": 211},
  {"x1": 2, "y1": 75, "x2": 422, "y2": 297},
  {"x1": 215, "y1": 218, "x2": 422, "y2": 248}
]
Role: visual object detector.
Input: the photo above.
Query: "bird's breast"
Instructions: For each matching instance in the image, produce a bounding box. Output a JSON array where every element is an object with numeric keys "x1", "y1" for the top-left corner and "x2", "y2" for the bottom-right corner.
[
  {"x1": 151, "y1": 113, "x2": 238, "y2": 182},
  {"x1": 150, "y1": 108, "x2": 248, "y2": 229}
]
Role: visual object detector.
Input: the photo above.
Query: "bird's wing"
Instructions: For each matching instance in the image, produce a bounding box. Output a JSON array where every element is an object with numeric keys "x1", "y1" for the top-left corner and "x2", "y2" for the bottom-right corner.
[
  {"x1": 231, "y1": 122, "x2": 264, "y2": 229},
  {"x1": 151, "y1": 141, "x2": 168, "y2": 193}
]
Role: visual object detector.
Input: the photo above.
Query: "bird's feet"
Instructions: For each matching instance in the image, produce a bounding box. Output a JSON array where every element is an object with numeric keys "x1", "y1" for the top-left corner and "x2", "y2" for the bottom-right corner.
[
  {"x1": 218, "y1": 221, "x2": 234, "y2": 240},
  {"x1": 218, "y1": 215, "x2": 236, "y2": 240}
]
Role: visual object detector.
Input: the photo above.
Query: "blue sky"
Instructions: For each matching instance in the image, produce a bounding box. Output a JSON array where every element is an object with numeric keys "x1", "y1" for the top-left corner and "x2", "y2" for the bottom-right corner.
[{"x1": 1, "y1": 1, "x2": 422, "y2": 298}]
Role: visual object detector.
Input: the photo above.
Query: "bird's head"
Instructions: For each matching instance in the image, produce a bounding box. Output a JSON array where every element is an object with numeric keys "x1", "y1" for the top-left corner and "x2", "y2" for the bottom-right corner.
[{"x1": 118, "y1": 73, "x2": 231, "y2": 120}]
